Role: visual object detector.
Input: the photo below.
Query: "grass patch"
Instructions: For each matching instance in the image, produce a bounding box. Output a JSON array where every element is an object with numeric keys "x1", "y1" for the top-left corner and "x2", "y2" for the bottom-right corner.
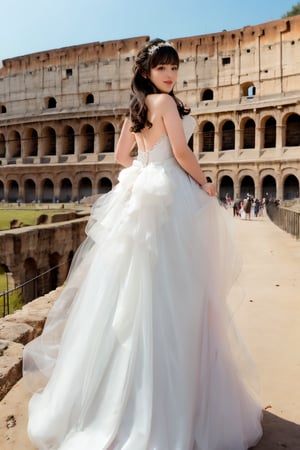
[
  {"x1": 0, "y1": 273, "x2": 23, "y2": 317},
  {"x1": 0, "y1": 208, "x2": 72, "y2": 231}
]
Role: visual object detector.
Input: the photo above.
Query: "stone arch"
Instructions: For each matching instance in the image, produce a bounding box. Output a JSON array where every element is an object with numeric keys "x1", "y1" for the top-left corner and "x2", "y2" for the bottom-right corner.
[
  {"x1": 283, "y1": 174, "x2": 299, "y2": 200},
  {"x1": 285, "y1": 113, "x2": 300, "y2": 146},
  {"x1": 262, "y1": 115, "x2": 276, "y2": 148},
  {"x1": 8, "y1": 130, "x2": 21, "y2": 158},
  {"x1": 98, "y1": 177, "x2": 112, "y2": 193},
  {"x1": 242, "y1": 118, "x2": 255, "y2": 149},
  {"x1": 80, "y1": 124, "x2": 94, "y2": 154},
  {"x1": 240, "y1": 82, "x2": 256, "y2": 97},
  {"x1": 24, "y1": 179, "x2": 36, "y2": 203},
  {"x1": 221, "y1": 120, "x2": 235, "y2": 150},
  {"x1": 41, "y1": 178, "x2": 54, "y2": 202},
  {"x1": 201, "y1": 121, "x2": 215, "y2": 152},
  {"x1": 240, "y1": 174, "x2": 255, "y2": 198},
  {"x1": 7, "y1": 179, "x2": 19, "y2": 202},
  {"x1": 0, "y1": 133, "x2": 5, "y2": 157},
  {"x1": 261, "y1": 174, "x2": 276, "y2": 199},
  {"x1": 202, "y1": 89, "x2": 214, "y2": 101},
  {"x1": 219, "y1": 175, "x2": 234, "y2": 202},
  {"x1": 78, "y1": 177, "x2": 92, "y2": 200},
  {"x1": 41, "y1": 127, "x2": 56, "y2": 156},
  {"x1": 61, "y1": 125, "x2": 75, "y2": 154},
  {"x1": 23, "y1": 257, "x2": 38, "y2": 303},
  {"x1": 23, "y1": 128, "x2": 38, "y2": 157},
  {"x1": 99, "y1": 122, "x2": 115, "y2": 153},
  {"x1": 59, "y1": 178, "x2": 73, "y2": 202}
]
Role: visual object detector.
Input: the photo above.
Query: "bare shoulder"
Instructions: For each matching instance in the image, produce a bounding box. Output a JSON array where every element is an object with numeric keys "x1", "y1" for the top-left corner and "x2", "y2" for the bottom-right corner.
[{"x1": 146, "y1": 93, "x2": 177, "y2": 110}]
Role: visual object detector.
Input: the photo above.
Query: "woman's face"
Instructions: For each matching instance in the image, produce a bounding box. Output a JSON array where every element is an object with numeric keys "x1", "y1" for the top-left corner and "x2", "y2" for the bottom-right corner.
[{"x1": 148, "y1": 63, "x2": 178, "y2": 93}]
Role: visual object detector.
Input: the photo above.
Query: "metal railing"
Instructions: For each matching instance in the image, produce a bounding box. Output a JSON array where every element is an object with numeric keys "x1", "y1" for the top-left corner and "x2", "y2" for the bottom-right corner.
[
  {"x1": 0, "y1": 261, "x2": 68, "y2": 317},
  {"x1": 267, "y1": 202, "x2": 300, "y2": 240}
]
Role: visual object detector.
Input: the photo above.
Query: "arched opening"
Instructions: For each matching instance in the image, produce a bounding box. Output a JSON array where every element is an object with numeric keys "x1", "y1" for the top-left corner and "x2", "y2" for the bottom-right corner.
[
  {"x1": 241, "y1": 82, "x2": 256, "y2": 97},
  {"x1": 7, "y1": 180, "x2": 19, "y2": 202},
  {"x1": 262, "y1": 175, "x2": 276, "y2": 199},
  {"x1": 98, "y1": 177, "x2": 112, "y2": 194},
  {"x1": 81, "y1": 125, "x2": 94, "y2": 153},
  {"x1": 202, "y1": 89, "x2": 213, "y2": 101},
  {"x1": 240, "y1": 175, "x2": 255, "y2": 199},
  {"x1": 62, "y1": 126, "x2": 75, "y2": 154},
  {"x1": 47, "y1": 97, "x2": 57, "y2": 108},
  {"x1": 264, "y1": 117, "x2": 276, "y2": 148},
  {"x1": 24, "y1": 179, "x2": 36, "y2": 203},
  {"x1": 86, "y1": 93, "x2": 94, "y2": 104},
  {"x1": 41, "y1": 127, "x2": 56, "y2": 155},
  {"x1": 100, "y1": 123, "x2": 115, "y2": 153},
  {"x1": 60, "y1": 178, "x2": 72, "y2": 202},
  {"x1": 285, "y1": 113, "x2": 300, "y2": 146},
  {"x1": 23, "y1": 258, "x2": 38, "y2": 303},
  {"x1": 78, "y1": 177, "x2": 92, "y2": 200},
  {"x1": 203, "y1": 122, "x2": 214, "y2": 152},
  {"x1": 1, "y1": 105, "x2": 7, "y2": 113},
  {"x1": 41, "y1": 178, "x2": 54, "y2": 202},
  {"x1": 24, "y1": 128, "x2": 38, "y2": 157},
  {"x1": 243, "y1": 119, "x2": 255, "y2": 149},
  {"x1": 0, "y1": 134, "x2": 5, "y2": 157},
  {"x1": 283, "y1": 175, "x2": 299, "y2": 200},
  {"x1": 219, "y1": 176, "x2": 234, "y2": 203},
  {"x1": 221, "y1": 121, "x2": 235, "y2": 150},
  {"x1": 8, "y1": 130, "x2": 21, "y2": 158}
]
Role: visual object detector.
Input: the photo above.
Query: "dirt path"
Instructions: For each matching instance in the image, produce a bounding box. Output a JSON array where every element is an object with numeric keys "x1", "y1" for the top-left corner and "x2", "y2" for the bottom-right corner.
[{"x1": 0, "y1": 213, "x2": 299, "y2": 449}]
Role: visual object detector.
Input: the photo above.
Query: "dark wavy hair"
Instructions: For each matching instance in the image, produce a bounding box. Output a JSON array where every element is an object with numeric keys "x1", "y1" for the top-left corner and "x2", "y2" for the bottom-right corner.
[{"x1": 129, "y1": 38, "x2": 190, "y2": 132}]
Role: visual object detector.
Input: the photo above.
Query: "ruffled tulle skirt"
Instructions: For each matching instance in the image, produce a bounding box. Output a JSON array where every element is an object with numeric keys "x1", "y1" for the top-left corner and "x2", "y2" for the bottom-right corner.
[{"x1": 23, "y1": 158, "x2": 262, "y2": 450}]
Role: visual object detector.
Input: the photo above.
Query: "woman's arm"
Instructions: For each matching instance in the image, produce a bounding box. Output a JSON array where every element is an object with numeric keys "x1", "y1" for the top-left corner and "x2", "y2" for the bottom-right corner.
[
  {"x1": 115, "y1": 118, "x2": 136, "y2": 167},
  {"x1": 159, "y1": 95, "x2": 215, "y2": 196}
]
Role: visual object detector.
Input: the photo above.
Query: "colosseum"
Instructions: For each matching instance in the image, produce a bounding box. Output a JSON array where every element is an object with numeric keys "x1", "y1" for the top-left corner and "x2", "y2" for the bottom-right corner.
[{"x1": 0, "y1": 15, "x2": 300, "y2": 203}]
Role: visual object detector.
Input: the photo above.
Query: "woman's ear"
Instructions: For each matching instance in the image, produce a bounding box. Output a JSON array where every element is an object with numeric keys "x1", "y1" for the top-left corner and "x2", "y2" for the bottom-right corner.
[{"x1": 140, "y1": 71, "x2": 147, "y2": 79}]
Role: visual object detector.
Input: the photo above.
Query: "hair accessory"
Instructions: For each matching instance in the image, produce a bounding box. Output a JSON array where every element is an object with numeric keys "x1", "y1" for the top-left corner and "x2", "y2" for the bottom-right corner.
[{"x1": 148, "y1": 41, "x2": 173, "y2": 55}]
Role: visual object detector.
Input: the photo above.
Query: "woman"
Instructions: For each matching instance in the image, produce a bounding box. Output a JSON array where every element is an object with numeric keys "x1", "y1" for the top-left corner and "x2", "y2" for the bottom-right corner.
[{"x1": 23, "y1": 39, "x2": 263, "y2": 450}]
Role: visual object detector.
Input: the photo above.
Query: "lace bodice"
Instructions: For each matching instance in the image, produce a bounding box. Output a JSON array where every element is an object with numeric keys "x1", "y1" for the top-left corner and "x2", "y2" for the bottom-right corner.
[{"x1": 137, "y1": 115, "x2": 196, "y2": 166}]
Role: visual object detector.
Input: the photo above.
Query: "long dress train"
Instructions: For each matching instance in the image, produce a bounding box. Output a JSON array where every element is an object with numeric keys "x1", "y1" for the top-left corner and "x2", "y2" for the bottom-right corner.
[{"x1": 23, "y1": 115, "x2": 263, "y2": 450}]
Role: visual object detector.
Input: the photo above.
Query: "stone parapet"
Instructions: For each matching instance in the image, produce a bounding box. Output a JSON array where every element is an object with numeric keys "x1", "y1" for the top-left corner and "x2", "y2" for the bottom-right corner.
[{"x1": 0, "y1": 287, "x2": 61, "y2": 401}]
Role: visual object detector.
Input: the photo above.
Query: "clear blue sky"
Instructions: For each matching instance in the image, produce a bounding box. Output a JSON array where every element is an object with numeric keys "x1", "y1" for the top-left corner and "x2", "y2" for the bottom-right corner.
[{"x1": 0, "y1": 0, "x2": 297, "y2": 61}]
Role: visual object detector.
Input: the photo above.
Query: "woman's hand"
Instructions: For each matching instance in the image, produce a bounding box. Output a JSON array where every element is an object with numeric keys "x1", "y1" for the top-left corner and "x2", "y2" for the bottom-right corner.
[{"x1": 201, "y1": 182, "x2": 216, "y2": 197}]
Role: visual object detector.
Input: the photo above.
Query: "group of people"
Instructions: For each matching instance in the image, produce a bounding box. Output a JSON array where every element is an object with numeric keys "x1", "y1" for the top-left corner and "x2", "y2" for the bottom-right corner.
[{"x1": 232, "y1": 195, "x2": 266, "y2": 220}]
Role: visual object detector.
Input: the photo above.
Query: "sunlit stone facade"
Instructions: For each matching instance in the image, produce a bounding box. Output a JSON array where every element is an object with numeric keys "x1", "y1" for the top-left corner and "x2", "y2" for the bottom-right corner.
[{"x1": 1, "y1": 16, "x2": 300, "y2": 203}]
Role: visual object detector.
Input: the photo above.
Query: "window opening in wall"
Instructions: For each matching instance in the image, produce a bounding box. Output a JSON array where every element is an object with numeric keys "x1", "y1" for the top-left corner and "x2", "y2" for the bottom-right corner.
[
  {"x1": 222, "y1": 57, "x2": 231, "y2": 65},
  {"x1": 183, "y1": 81, "x2": 188, "y2": 87},
  {"x1": 202, "y1": 89, "x2": 213, "y2": 101},
  {"x1": 47, "y1": 97, "x2": 57, "y2": 109},
  {"x1": 86, "y1": 93, "x2": 94, "y2": 104},
  {"x1": 66, "y1": 68, "x2": 73, "y2": 77},
  {"x1": 247, "y1": 85, "x2": 256, "y2": 97},
  {"x1": 106, "y1": 81, "x2": 112, "y2": 89},
  {"x1": 1, "y1": 105, "x2": 6, "y2": 113}
]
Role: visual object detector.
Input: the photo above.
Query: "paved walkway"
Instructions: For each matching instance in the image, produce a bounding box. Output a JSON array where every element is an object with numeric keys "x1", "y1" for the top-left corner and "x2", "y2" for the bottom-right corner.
[{"x1": 0, "y1": 213, "x2": 300, "y2": 449}]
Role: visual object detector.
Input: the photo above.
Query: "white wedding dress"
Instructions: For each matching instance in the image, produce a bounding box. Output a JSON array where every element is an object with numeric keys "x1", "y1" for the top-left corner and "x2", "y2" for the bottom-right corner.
[{"x1": 23, "y1": 115, "x2": 263, "y2": 450}]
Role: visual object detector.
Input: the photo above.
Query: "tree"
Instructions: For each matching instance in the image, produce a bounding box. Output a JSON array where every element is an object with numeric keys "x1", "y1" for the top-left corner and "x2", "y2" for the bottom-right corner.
[{"x1": 282, "y1": 2, "x2": 300, "y2": 17}]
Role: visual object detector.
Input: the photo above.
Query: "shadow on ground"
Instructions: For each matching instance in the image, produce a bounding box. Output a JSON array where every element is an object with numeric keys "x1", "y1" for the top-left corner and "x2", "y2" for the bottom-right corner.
[{"x1": 252, "y1": 410, "x2": 300, "y2": 449}]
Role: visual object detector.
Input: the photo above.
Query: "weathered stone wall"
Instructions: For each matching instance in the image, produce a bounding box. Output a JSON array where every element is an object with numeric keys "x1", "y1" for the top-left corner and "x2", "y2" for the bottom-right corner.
[
  {"x1": 0, "y1": 217, "x2": 88, "y2": 292},
  {"x1": 0, "y1": 287, "x2": 60, "y2": 400},
  {"x1": 0, "y1": 17, "x2": 300, "y2": 201}
]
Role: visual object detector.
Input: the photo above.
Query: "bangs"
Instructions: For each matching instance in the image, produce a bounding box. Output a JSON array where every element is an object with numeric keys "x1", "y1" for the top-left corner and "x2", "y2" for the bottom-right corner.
[{"x1": 150, "y1": 46, "x2": 179, "y2": 68}]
